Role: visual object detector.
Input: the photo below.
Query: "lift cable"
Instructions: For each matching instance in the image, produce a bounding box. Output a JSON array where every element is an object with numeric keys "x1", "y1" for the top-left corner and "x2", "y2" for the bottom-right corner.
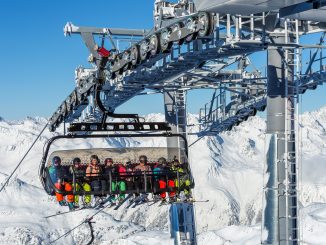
[
  {"x1": 188, "y1": 135, "x2": 204, "y2": 148},
  {"x1": 0, "y1": 122, "x2": 49, "y2": 193},
  {"x1": 50, "y1": 201, "x2": 112, "y2": 244}
]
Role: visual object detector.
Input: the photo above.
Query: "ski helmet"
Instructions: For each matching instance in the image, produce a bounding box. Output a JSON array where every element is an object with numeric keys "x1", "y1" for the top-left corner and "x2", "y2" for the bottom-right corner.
[
  {"x1": 90, "y1": 155, "x2": 99, "y2": 164},
  {"x1": 72, "y1": 157, "x2": 81, "y2": 165},
  {"x1": 139, "y1": 155, "x2": 147, "y2": 163},
  {"x1": 52, "y1": 156, "x2": 61, "y2": 167},
  {"x1": 104, "y1": 158, "x2": 113, "y2": 165},
  {"x1": 172, "y1": 158, "x2": 180, "y2": 166},
  {"x1": 158, "y1": 157, "x2": 167, "y2": 165}
]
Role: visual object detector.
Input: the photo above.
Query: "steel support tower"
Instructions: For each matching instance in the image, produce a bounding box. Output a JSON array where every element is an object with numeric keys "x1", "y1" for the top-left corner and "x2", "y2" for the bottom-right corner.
[
  {"x1": 264, "y1": 33, "x2": 299, "y2": 244},
  {"x1": 164, "y1": 90, "x2": 197, "y2": 245}
]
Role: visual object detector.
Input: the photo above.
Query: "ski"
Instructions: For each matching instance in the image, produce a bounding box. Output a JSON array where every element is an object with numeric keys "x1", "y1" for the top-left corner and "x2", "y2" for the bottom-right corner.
[
  {"x1": 159, "y1": 199, "x2": 210, "y2": 206},
  {"x1": 113, "y1": 194, "x2": 132, "y2": 210},
  {"x1": 159, "y1": 199, "x2": 169, "y2": 206},
  {"x1": 132, "y1": 194, "x2": 149, "y2": 208},
  {"x1": 126, "y1": 194, "x2": 150, "y2": 209},
  {"x1": 125, "y1": 196, "x2": 137, "y2": 209},
  {"x1": 94, "y1": 196, "x2": 115, "y2": 210},
  {"x1": 45, "y1": 196, "x2": 118, "y2": 218},
  {"x1": 129, "y1": 195, "x2": 142, "y2": 208},
  {"x1": 148, "y1": 196, "x2": 163, "y2": 206},
  {"x1": 192, "y1": 199, "x2": 209, "y2": 203}
]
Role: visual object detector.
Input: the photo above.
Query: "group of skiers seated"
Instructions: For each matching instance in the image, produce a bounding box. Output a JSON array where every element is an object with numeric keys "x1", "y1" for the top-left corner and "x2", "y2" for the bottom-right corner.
[{"x1": 48, "y1": 154, "x2": 191, "y2": 210}]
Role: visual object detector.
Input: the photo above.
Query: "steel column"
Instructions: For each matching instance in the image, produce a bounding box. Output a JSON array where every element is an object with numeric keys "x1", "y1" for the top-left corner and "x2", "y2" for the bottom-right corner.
[
  {"x1": 164, "y1": 91, "x2": 187, "y2": 161},
  {"x1": 264, "y1": 34, "x2": 298, "y2": 245}
]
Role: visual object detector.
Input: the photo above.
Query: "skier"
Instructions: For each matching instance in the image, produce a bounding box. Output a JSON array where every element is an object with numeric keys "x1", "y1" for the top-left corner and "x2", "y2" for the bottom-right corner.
[
  {"x1": 171, "y1": 158, "x2": 191, "y2": 200},
  {"x1": 134, "y1": 155, "x2": 152, "y2": 191},
  {"x1": 48, "y1": 156, "x2": 75, "y2": 210},
  {"x1": 102, "y1": 158, "x2": 118, "y2": 191},
  {"x1": 157, "y1": 157, "x2": 176, "y2": 202},
  {"x1": 69, "y1": 157, "x2": 91, "y2": 208},
  {"x1": 133, "y1": 155, "x2": 152, "y2": 202},
  {"x1": 125, "y1": 160, "x2": 134, "y2": 190},
  {"x1": 152, "y1": 161, "x2": 161, "y2": 197},
  {"x1": 86, "y1": 155, "x2": 102, "y2": 190},
  {"x1": 86, "y1": 155, "x2": 104, "y2": 206},
  {"x1": 103, "y1": 158, "x2": 121, "y2": 203},
  {"x1": 114, "y1": 160, "x2": 128, "y2": 202}
]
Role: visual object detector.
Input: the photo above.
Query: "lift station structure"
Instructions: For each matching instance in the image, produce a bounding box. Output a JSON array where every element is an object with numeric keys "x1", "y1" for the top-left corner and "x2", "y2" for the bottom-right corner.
[{"x1": 44, "y1": 1, "x2": 326, "y2": 244}]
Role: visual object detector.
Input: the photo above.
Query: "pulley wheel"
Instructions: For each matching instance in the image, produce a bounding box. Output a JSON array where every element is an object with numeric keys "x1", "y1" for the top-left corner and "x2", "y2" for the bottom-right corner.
[
  {"x1": 185, "y1": 17, "x2": 197, "y2": 42},
  {"x1": 122, "y1": 51, "x2": 131, "y2": 71},
  {"x1": 140, "y1": 40, "x2": 150, "y2": 61},
  {"x1": 149, "y1": 34, "x2": 160, "y2": 56},
  {"x1": 198, "y1": 12, "x2": 211, "y2": 37},
  {"x1": 249, "y1": 108, "x2": 257, "y2": 117},
  {"x1": 130, "y1": 45, "x2": 140, "y2": 66},
  {"x1": 114, "y1": 56, "x2": 124, "y2": 75},
  {"x1": 160, "y1": 28, "x2": 173, "y2": 52},
  {"x1": 111, "y1": 56, "x2": 121, "y2": 73},
  {"x1": 172, "y1": 22, "x2": 184, "y2": 45}
]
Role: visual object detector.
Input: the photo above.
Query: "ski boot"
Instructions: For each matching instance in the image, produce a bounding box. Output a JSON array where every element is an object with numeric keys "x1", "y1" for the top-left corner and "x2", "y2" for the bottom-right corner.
[
  {"x1": 68, "y1": 202, "x2": 75, "y2": 211},
  {"x1": 59, "y1": 200, "x2": 68, "y2": 206}
]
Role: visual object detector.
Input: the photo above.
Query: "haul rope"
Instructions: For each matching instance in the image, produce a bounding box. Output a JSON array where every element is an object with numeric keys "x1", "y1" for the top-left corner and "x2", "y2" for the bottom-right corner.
[{"x1": 0, "y1": 122, "x2": 48, "y2": 193}]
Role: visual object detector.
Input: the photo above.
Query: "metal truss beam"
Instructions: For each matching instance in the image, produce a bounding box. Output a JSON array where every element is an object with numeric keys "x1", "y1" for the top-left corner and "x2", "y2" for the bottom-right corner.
[
  {"x1": 49, "y1": 10, "x2": 326, "y2": 133},
  {"x1": 64, "y1": 22, "x2": 149, "y2": 37}
]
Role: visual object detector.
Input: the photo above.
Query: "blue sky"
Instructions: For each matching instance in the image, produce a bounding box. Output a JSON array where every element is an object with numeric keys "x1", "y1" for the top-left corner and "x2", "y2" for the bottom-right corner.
[{"x1": 0, "y1": 1, "x2": 325, "y2": 120}]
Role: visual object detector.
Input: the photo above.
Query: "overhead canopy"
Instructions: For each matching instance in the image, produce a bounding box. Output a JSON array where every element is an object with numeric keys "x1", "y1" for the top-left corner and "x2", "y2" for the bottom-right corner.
[
  {"x1": 193, "y1": 0, "x2": 307, "y2": 15},
  {"x1": 280, "y1": 1, "x2": 326, "y2": 22},
  {"x1": 285, "y1": 8, "x2": 326, "y2": 22}
]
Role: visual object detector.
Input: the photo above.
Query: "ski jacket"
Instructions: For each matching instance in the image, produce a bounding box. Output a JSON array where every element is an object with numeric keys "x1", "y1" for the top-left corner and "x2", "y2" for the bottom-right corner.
[
  {"x1": 153, "y1": 166, "x2": 161, "y2": 180},
  {"x1": 171, "y1": 165, "x2": 190, "y2": 183},
  {"x1": 69, "y1": 166, "x2": 85, "y2": 179},
  {"x1": 171, "y1": 165, "x2": 184, "y2": 173},
  {"x1": 134, "y1": 164, "x2": 151, "y2": 173},
  {"x1": 117, "y1": 165, "x2": 127, "y2": 180},
  {"x1": 134, "y1": 164, "x2": 152, "y2": 182},
  {"x1": 48, "y1": 166, "x2": 67, "y2": 184},
  {"x1": 103, "y1": 165, "x2": 117, "y2": 177},
  {"x1": 125, "y1": 165, "x2": 133, "y2": 181},
  {"x1": 86, "y1": 164, "x2": 102, "y2": 177}
]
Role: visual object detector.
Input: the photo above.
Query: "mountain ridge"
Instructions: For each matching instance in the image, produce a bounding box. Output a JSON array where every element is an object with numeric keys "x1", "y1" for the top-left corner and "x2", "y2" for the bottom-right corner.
[{"x1": 1, "y1": 109, "x2": 326, "y2": 244}]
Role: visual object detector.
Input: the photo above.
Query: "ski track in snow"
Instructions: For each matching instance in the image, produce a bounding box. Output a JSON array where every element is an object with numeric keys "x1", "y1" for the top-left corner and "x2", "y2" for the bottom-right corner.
[{"x1": 0, "y1": 110, "x2": 326, "y2": 244}]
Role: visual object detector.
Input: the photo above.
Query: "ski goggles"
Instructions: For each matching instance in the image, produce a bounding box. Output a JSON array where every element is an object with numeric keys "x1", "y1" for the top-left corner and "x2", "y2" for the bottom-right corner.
[
  {"x1": 53, "y1": 159, "x2": 61, "y2": 166},
  {"x1": 105, "y1": 159, "x2": 113, "y2": 164}
]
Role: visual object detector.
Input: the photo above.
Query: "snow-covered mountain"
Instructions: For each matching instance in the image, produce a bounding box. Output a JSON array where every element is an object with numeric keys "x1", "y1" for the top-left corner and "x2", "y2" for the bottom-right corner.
[{"x1": 1, "y1": 108, "x2": 326, "y2": 244}]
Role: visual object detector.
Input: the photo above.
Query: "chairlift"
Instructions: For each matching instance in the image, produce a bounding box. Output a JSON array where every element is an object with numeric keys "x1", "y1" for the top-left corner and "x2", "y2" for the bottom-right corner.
[{"x1": 39, "y1": 133, "x2": 194, "y2": 200}]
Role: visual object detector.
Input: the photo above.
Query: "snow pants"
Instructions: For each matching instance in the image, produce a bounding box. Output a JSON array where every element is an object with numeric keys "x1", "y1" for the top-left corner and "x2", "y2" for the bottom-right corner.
[
  {"x1": 73, "y1": 182, "x2": 91, "y2": 204},
  {"x1": 159, "y1": 179, "x2": 175, "y2": 199},
  {"x1": 135, "y1": 178, "x2": 151, "y2": 193},
  {"x1": 55, "y1": 182, "x2": 74, "y2": 203},
  {"x1": 175, "y1": 178, "x2": 191, "y2": 195},
  {"x1": 112, "y1": 181, "x2": 126, "y2": 199},
  {"x1": 91, "y1": 180, "x2": 106, "y2": 193}
]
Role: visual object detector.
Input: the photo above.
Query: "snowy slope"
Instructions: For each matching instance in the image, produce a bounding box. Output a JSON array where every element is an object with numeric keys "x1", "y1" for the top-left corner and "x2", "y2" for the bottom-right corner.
[{"x1": 1, "y1": 108, "x2": 326, "y2": 244}]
